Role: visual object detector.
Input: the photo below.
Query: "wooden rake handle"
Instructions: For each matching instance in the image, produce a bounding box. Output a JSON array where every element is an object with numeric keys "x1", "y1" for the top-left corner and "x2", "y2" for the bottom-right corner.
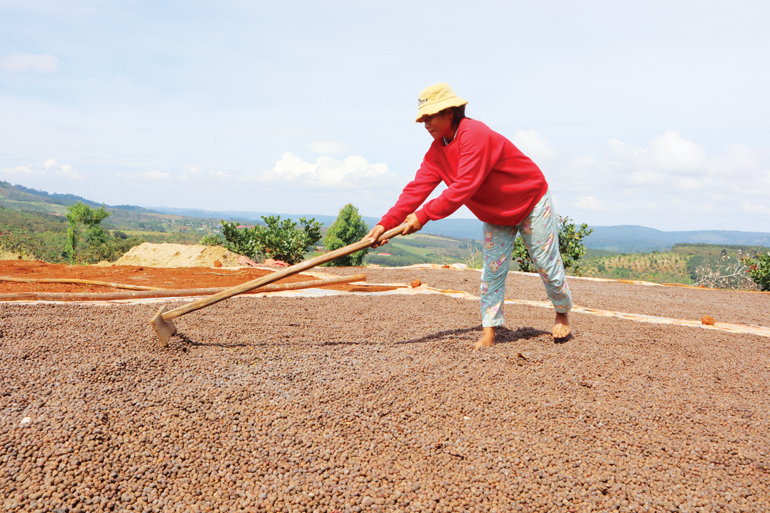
[{"x1": 161, "y1": 225, "x2": 404, "y2": 322}]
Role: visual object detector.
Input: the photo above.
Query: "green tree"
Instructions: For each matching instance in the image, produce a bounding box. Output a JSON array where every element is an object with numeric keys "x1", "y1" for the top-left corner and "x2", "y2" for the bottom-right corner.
[
  {"x1": 74, "y1": 235, "x2": 145, "y2": 265},
  {"x1": 200, "y1": 233, "x2": 223, "y2": 246},
  {"x1": 513, "y1": 216, "x2": 594, "y2": 276},
  {"x1": 0, "y1": 231, "x2": 66, "y2": 262},
  {"x1": 743, "y1": 252, "x2": 770, "y2": 291},
  {"x1": 323, "y1": 204, "x2": 369, "y2": 266},
  {"x1": 64, "y1": 202, "x2": 111, "y2": 262},
  {"x1": 218, "y1": 215, "x2": 322, "y2": 265}
]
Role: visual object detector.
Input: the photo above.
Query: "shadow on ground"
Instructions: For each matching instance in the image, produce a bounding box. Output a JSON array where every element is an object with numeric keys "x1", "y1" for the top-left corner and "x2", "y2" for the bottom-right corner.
[
  {"x1": 398, "y1": 325, "x2": 550, "y2": 346},
  {"x1": 172, "y1": 333, "x2": 250, "y2": 349},
  {"x1": 162, "y1": 326, "x2": 554, "y2": 351}
]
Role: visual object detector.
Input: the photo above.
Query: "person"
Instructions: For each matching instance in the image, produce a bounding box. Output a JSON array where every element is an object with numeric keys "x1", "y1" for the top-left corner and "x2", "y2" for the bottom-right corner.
[{"x1": 364, "y1": 83, "x2": 572, "y2": 349}]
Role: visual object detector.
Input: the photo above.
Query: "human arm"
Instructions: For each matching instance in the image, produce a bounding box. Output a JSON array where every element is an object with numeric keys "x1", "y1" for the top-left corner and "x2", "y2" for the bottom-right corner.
[
  {"x1": 364, "y1": 213, "x2": 422, "y2": 248},
  {"x1": 377, "y1": 152, "x2": 442, "y2": 231}
]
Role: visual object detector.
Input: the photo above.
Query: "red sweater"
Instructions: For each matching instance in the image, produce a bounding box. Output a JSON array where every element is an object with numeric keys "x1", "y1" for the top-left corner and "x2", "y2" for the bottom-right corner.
[{"x1": 378, "y1": 119, "x2": 548, "y2": 230}]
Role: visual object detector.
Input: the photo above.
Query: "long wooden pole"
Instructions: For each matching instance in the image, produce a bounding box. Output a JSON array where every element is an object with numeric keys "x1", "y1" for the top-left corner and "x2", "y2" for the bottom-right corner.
[
  {"x1": 0, "y1": 273, "x2": 366, "y2": 302},
  {"x1": 161, "y1": 227, "x2": 402, "y2": 322},
  {"x1": 0, "y1": 276, "x2": 162, "y2": 291}
]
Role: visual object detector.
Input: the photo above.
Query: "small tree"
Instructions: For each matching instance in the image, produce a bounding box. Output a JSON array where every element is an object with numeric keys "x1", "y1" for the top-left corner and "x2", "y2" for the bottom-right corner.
[
  {"x1": 743, "y1": 251, "x2": 770, "y2": 291},
  {"x1": 513, "y1": 216, "x2": 593, "y2": 276},
  {"x1": 323, "y1": 204, "x2": 369, "y2": 267},
  {"x1": 690, "y1": 249, "x2": 758, "y2": 290},
  {"x1": 65, "y1": 202, "x2": 111, "y2": 262},
  {"x1": 218, "y1": 215, "x2": 322, "y2": 265},
  {"x1": 74, "y1": 235, "x2": 145, "y2": 265}
]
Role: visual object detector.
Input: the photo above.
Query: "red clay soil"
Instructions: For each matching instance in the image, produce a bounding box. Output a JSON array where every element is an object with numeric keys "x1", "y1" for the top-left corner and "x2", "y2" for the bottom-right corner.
[{"x1": 0, "y1": 261, "x2": 399, "y2": 295}]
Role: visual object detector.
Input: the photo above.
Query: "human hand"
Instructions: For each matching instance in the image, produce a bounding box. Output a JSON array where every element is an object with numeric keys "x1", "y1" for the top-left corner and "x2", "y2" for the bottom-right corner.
[
  {"x1": 364, "y1": 224, "x2": 388, "y2": 248},
  {"x1": 401, "y1": 213, "x2": 423, "y2": 236}
]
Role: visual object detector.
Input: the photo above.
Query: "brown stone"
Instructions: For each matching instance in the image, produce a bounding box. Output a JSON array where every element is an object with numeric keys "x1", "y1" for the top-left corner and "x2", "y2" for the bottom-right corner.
[
  {"x1": 410, "y1": 279, "x2": 421, "y2": 288},
  {"x1": 213, "y1": 260, "x2": 223, "y2": 268},
  {"x1": 701, "y1": 315, "x2": 716, "y2": 325}
]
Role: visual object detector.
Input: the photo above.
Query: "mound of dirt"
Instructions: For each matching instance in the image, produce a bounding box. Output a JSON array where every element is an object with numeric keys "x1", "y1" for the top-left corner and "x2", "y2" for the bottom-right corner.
[{"x1": 113, "y1": 243, "x2": 245, "y2": 268}]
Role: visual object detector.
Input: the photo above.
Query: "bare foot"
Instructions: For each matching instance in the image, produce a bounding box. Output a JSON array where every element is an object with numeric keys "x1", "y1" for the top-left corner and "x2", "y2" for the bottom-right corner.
[
  {"x1": 553, "y1": 312, "x2": 570, "y2": 339},
  {"x1": 474, "y1": 327, "x2": 495, "y2": 350}
]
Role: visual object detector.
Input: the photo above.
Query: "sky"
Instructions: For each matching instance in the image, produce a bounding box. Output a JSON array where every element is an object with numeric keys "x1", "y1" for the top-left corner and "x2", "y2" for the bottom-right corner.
[{"x1": 1, "y1": 0, "x2": 769, "y2": 232}]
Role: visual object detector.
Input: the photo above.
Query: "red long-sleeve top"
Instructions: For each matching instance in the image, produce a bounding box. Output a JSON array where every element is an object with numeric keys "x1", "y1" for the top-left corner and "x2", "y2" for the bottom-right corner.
[{"x1": 378, "y1": 119, "x2": 548, "y2": 231}]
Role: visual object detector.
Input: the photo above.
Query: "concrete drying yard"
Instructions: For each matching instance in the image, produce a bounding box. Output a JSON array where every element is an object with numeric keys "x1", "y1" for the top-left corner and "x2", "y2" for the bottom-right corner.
[{"x1": 1, "y1": 267, "x2": 769, "y2": 512}]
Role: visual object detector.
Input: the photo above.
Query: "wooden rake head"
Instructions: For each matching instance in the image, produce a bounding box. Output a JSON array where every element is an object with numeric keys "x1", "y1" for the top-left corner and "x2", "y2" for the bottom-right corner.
[{"x1": 150, "y1": 305, "x2": 177, "y2": 347}]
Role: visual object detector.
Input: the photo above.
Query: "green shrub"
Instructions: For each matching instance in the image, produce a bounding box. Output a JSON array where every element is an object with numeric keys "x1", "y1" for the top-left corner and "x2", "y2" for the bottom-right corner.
[
  {"x1": 744, "y1": 252, "x2": 770, "y2": 291},
  {"x1": 219, "y1": 215, "x2": 322, "y2": 265},
  {"x1": 0, "y1": 232, "x2": 66, "y2": 262},
  {"x1": 323, "y1": 204, "x2": 369, "y2": 267},
  {"x1": 73, "y1": 236, "x2": 145, "y2": 265},
  {"x1": 200, "y1": 234, "x2": 223, "y2": 246}
]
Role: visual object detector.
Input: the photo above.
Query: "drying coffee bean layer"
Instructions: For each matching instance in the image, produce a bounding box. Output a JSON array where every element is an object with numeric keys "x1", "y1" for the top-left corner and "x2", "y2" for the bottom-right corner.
[
  {"x1": 1, "y1": 274, "x2": 769, "y2": 512},
  {"x1": 321, "y1": 267, "x2": 770, "y2": 327}
]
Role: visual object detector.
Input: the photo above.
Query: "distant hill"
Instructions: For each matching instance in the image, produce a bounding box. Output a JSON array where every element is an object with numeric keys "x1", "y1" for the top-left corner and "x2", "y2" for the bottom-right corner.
[
  {"x1": 0, "y1": 181, "x2": 159, "y2": 214},
  {"x1": 152, "y1": 207, "x2": 346, "y2": 227},
  {"x1": 0, "y1": 182, "x2": 218, "y2": 239},
  {"x1": 584, "y1": 225, "x2": 770, "y2": 253}
]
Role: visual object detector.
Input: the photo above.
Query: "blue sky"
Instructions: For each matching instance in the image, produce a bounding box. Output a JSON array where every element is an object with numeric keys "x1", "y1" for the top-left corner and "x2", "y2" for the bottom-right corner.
[{"x1": 1, "y1": 0, "x2": 769, "y2": 231}]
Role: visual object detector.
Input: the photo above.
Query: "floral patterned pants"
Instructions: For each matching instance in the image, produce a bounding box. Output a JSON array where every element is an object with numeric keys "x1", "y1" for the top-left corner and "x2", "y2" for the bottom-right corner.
[{"x1": 480, "y1": 190, "x2": 573, "y2": 327}]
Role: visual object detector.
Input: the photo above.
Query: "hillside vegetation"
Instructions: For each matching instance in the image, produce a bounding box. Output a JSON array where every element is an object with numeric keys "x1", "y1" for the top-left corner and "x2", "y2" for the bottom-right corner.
[
  {"x1": 580, "y1": 243, "x2": 769, "y2": 287},
  {"x1": 1, "y1": 180, "x2": 220, "y2": 238},
  {"x1": 581, "y1": 250, "x2": 691, "y2": 283},
  {"x1": 0, "y1": 182, "x2": 216, "y2": 262},
  {"x1": 364, "y1": 234, "x2": 481, "y2": 267},
  {"x1": 2, "y1": 182, "x2": 768, "y2": 290}
]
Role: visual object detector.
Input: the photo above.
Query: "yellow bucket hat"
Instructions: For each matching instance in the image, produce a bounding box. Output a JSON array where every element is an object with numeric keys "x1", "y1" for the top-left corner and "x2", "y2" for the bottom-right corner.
[{"x1": 415, "y1": 83, "x2": 468, "y2": 122}]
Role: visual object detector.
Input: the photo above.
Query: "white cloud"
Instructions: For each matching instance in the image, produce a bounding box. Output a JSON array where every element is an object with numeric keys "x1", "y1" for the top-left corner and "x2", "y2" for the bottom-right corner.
[
  {"x1": 1, "y1": 159, "x2": 82, "y2": 179},
  {"x1": 0, "y1": 53, "x2": 58, "y2": 73},
  {"x1": 574, "y1": 196, "x2": 604, "y2": 211},
  {"x1": 309, "y1": 141, "x2": 349, "y2": 154},
  {"x1": 257, "y1": 152, "x2": 395, "y2": 189},
  {"x1": 56, "y1": 164, "x2": 82, "y2": 179},
  {"x1": 0, "y1": 164, "x2": 46, "y2": 177},
  {"x1": 119, "y1": 171, "x2": 172, "y2": 181},
  {"x1": 525, "y1": 130, "x2": 770, "y2": 229},
  {"x1": 45, "y1": 159, "x2": 84, "y2": 179},
  {"x1": 511, "y1": 130, "x2": 558, "y2": 162},
  {"x1": 650, "y1": 131, "x2": 705, "y2": 173},
  {"x1": 560, "y1": 132, "x2": 766, "y2": 197},
  {"x1": 181, "y1": 166, "x2": 201, "y2": 180},
  {"x1": 605, "y1": 131, "x2": 706, "y2": 178},
  {"x1": 742, "y1": 200, "x2": 770, "y2": 216},
  {"x1": 180, "y1": 166, "x2": 233, "y2": 181}
]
